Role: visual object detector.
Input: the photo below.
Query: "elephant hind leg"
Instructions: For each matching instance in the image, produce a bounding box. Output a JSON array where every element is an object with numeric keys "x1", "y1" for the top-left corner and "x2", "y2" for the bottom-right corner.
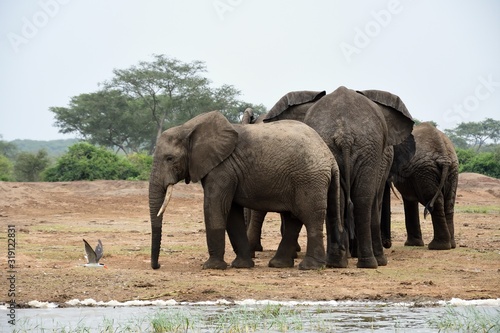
[
  {"x1": 269, "y1": 212, "x2": 300, "y2": 268},
  {"x1": 428, "y1": 198, "x2": 452, "y2": 250},
  {"x1": 403, "y1": 199, "x2": 425, "y2": 247}
]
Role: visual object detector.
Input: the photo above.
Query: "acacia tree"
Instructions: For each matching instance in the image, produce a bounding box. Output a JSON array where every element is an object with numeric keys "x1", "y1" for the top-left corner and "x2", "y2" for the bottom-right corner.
[
  {"x1": 51, "y1": 55, "x2": 264, "y2": 154},
  {"x1": 107, "y1": 54, "x2": 212, "y2": 142},
  {"x1": 51, "y1": 90, "x2": 153, "y2": 154},
  {"x1": 447, "y1": 118, "x2": 500, "y2": 151}
]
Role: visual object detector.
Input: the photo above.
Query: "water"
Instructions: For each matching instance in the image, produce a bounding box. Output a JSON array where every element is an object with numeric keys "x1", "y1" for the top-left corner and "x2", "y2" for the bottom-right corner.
[{"x1": 2, "y1": 298, "x2": 499, "y2": 332}]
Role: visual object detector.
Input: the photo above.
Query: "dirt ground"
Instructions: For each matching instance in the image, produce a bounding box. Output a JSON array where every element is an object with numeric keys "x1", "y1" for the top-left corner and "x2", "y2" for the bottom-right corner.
[{"x1": 1, "y1": 172, "x2": 499, "y2": 307}]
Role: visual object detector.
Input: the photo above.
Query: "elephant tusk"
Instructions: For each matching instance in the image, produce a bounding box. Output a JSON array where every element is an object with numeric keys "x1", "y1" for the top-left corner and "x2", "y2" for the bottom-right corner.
[{"x1": 157, "y1": 185, "x2": 173, "y2": 217}]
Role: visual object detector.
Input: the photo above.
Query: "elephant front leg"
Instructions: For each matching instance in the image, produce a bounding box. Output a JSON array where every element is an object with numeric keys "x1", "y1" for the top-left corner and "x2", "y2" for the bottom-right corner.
[
  {"x1": 203, "y1": 228, "x2": 228, "y2": 269},
  {"x1": 403, "y1": 199, "x2": 424, "y2": 247},
  {"x1": 202, "y1": 194, "x2": 230, "y2": 270},
  {"x1": 227, "y1": 204, "x2": 254, "y2": 268}
]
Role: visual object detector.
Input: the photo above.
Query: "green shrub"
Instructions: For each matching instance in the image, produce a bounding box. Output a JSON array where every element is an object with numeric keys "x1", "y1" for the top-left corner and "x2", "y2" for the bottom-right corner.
[
  {"x1": 0, "y1": 155, "x2": 14, "y2": 181},
  {"x1": 43, "y1": 142, "x2": 139, "y2": 181},
  {"x1": 14, "y1": 150, "x2": 50, "y2": 182},
  {"x1": 126, "y1": 152, "x2": 153, "y2": 180},
  {"x1": 459, "y1": 149, "x2": 500, "y2": 179}
]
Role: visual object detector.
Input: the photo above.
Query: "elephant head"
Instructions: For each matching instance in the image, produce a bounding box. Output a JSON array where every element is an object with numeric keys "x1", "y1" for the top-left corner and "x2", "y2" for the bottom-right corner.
[{"x1": 149, "y1": 111, "x2": 238, "y2": 269}]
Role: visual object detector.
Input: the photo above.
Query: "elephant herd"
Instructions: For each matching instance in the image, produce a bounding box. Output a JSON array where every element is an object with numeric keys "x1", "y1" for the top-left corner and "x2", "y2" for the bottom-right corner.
[{"x1": 149, "y1": 86, "x2": 459, "y2": 271}]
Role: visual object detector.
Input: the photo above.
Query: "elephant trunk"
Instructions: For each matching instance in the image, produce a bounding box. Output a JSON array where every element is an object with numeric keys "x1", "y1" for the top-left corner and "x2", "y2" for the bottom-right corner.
[{"x1": 149, "y1": 182, "x2": 173, "y2": 269}]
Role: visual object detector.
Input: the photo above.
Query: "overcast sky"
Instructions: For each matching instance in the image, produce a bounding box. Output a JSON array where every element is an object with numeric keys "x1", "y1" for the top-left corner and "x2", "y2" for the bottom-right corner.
[{"x1": 1, "y1": 0, "x2": 499, "y2": 141}]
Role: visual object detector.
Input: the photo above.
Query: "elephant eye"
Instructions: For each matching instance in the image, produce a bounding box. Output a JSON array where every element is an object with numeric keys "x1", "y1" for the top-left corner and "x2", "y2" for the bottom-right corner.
[{"x1": 165, "y1": 155, "x2": 174, "y2": 162}]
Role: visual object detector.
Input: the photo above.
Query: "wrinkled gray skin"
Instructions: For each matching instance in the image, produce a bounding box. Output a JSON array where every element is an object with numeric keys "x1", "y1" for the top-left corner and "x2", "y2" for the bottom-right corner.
[
  {"x1": 382, "y1": 123, "x2": 458, "y2": 250},
  {"x1": 262, "y1": 86, "x2": 415, "y2": 268},
  {"x1": 241, "y1": 108, "x2": 302, "y2": 255},
  {"x1": 149, "y1": 111, "x2": 342, "y2": 270}
]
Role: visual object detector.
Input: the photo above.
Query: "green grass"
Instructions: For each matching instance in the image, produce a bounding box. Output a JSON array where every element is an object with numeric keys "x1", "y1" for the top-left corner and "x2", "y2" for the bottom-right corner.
[
  {"x1": 12, "y1": 305, "x2": 333, "y2": 333},
  {"x1": 427, "y1": 306, "x2": 500, "y2": 332},
  {"x1": 456, "y1": 205, "x2": 500, "y2": 214}
]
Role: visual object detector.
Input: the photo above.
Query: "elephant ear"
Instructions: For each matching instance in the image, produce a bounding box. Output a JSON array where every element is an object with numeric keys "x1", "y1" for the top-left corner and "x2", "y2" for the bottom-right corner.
[
  {"x1": 357, "y1": 90, "x2": 414, "y2": 146},
  {"x1": 185, "y1": 111, "x2": 238, "y2": 183},
  {"x1": 391, "y1": 134, "x2": 416, "y2": 177},
  {"x1": 241, "y1": 108, "x2": 255, "y2": 124},
  {"x1": 263, "y1": 90, "x2": 326, "y2": 122}
]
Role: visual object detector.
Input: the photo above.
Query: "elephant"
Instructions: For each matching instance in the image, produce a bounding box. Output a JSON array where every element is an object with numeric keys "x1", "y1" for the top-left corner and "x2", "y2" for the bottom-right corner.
[
  {"x1": 240, "y1": 106, "x2": 313, "y2": 255},
  {"x1": 262, "y1": 86, "x2": 415, "y2": 268},
  {"x1": 381, "y1": 122, "x2": 458, "y2": 250},
  {"x1": 149, "y1": 110, "x2": 343, "y2": 270}
]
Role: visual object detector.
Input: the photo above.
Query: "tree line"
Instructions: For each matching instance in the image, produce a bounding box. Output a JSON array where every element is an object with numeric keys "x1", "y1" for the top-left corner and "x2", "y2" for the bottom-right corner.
[{"x1": 1, "y1": 54, "x2": 499, "y2": 181}]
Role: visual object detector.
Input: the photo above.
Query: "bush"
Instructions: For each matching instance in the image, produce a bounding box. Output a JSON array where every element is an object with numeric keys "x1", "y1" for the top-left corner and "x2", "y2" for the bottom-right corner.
[
  {"x1": 126, "y1": 152, "x2": 153, "y2": 180},
  {"x1": 14, "y1": 150, "x2": 50, "y2": 182},
  {"x1": 458, "y1": 148, "x2": 500, "y2": 178},
  {"x1": 0, "y1": 155, "x2": 14, "y2": 181},
  {"x1": 43, "y1": 142, "x2": 139, "y2": 181}
]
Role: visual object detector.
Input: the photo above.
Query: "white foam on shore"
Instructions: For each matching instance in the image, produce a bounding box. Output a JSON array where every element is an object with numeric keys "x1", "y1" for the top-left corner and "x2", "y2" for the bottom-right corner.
[
  {"x1": 57, "y1": 297, "x2": 500, "y2": 308},
  {"x1": 2, "y1": 297, "x2": 497, "y2": 309}
]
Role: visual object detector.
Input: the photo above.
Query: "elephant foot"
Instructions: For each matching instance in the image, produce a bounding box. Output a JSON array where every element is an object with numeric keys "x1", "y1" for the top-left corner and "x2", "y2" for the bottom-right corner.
[
  {"x1": 376, "y1": 254, "x2": 388, "y2": 266},
  {"x1": 404, "y1": 238, "x2": 425, "y2": 247},
  {"x1": 268, "y1": 256, "x2": 294, "y2": 268},
  {"x1": 231, "y1": 256, "x2": 255, "y2": 268},
  {"x1": 451, "y1": 239, "x2": 456, "y2": 249},
  {"x1": 254, "y1": 243, "x2": 263, "y2": 252},
  {"x1": 326, "y1": 249, "x2": 348, "y2": 268},
  {"x1": 356, "y1": 256, "x2": 378, "y2": 269},
  {"x1": 202, "y1": 257, "x2": 228, "y2": 270},
  {"x1": 298, "y1": 256, "x2": 325, "y2": 270},
  {"x1": 428, "y1": 239, "x2": 452, "y2": 250},
  {"x1": 326, "y1": 258, "x2": 348, "y2": 268},
  {"x1": 382, "y1": 238, "x2": 392, "y2": 249}
]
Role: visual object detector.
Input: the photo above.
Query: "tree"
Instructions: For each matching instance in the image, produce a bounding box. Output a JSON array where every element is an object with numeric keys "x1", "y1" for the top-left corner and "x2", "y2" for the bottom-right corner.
[
  {"x1": 449, "y1": 118, "x2": 500, "y2": 151},
  {"x1": 0, "y1": 135, "x2": 18, "y2": 159},
  {"x1": 51, "y1": 90, "x2": 154, "y2": 155},
  {"x1": 43, "y1": 142, "x2": 138, "y2": 181},
  {"x1": 14, "y1": 150, "x2": 50, "y2": 182},
  {"x1": 51, "y1": 55, "x2": 256, "y2": 154},
  {"x1": 107, "y1": 54, "x2": 211, "y2": 143}
]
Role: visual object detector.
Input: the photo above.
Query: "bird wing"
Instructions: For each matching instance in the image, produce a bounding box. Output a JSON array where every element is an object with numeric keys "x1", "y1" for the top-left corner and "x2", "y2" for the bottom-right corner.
[
  {"x1": 83, "y1": 239, "x2": 97, "y2": 264},
  {"x1": 94, "y1": 239, "x2": 103, "y2": 262}
]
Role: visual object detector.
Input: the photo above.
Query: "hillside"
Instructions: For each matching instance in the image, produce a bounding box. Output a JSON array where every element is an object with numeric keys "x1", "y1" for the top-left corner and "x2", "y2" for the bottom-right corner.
[{"x1": 9, "y1": 138, "x2": 79, "y2": 156}]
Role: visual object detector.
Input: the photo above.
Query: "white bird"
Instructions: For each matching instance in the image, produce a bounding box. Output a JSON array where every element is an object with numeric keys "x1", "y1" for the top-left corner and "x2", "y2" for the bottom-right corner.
[{"x1": 83, "y1": 239, "x2": 107, "y2": 268}]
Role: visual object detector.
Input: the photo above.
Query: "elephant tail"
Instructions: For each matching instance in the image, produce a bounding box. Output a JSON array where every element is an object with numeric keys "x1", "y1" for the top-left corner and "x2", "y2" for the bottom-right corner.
[
  {"x1": 341, "y1": 145, "x2": 355, "y2": 240},
  {"x1": 424, "y1": 162, "x2": 450, "y2": 219}
]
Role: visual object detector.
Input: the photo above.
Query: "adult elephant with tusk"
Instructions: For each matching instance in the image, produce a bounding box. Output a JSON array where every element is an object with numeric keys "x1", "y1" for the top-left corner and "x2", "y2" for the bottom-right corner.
[{"x1": 149, "y1": 111, "x2": 343, "y2": 270}]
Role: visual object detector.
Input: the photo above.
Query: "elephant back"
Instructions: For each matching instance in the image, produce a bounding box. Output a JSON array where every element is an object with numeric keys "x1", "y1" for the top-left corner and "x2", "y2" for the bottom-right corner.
[{"x1": 264, "y1": 91, "x2": 326, "y2": 122}]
